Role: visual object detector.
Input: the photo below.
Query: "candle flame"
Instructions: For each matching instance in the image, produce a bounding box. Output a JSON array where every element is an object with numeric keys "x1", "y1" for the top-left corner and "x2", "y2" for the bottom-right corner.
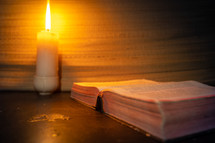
[{"x1": 45, "y1": 0, "x2": 51, "y2": 30}]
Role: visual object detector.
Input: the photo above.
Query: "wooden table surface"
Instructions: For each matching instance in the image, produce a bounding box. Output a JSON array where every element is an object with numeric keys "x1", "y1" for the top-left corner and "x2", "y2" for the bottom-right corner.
[{"x1": 0, "y1": 91, "x2": 215, "y2": 143}]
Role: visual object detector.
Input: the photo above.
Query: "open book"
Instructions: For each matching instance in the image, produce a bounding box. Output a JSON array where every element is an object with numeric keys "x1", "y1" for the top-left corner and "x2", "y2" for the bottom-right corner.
[
  {"x1": 71, "y1": 79, "x2": 215, "y2": 141},
  {"x1": 71, "y1": 79, "x2": 158, "y2": 107}
]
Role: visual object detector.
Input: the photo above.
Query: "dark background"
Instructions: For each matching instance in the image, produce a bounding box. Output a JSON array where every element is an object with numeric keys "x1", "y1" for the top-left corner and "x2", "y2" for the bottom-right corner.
[{"x1": 0, "y1": 0, "x2": 215, "y2": 91}]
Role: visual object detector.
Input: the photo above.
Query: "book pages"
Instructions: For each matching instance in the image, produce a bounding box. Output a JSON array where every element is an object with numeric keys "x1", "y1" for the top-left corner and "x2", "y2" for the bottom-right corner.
[{"x1": 104, "y1": 81, "x2": 215, "y2": 102}]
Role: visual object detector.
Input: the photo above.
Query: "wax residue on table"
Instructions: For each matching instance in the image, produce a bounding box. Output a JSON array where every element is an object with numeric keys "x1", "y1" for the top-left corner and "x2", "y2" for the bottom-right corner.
[{"x1": 28, "y1": 113, "x2": 70, "y2": 122}]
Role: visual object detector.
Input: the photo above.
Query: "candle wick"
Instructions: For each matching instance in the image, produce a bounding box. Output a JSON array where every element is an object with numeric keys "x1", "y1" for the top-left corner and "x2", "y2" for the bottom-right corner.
[{"x1": 46, "y1": 29, "x2": 50, "y2": 32}]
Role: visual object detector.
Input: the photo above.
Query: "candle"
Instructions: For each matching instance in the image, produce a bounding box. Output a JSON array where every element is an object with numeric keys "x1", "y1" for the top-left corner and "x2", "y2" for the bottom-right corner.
[{"x1": 34, "y1": 0, "x2": 59, "y2": 95}]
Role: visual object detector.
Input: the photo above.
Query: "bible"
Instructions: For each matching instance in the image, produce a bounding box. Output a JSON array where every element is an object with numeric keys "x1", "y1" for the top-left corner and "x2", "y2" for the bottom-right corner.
[{"x1": 71, "y1": 79, "x2": 215, "y2": 141}]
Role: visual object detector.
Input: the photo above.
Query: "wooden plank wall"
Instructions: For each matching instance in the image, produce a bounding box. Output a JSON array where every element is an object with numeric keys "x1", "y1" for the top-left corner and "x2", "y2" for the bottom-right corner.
[{"x1": 0, "y1": 0, "x2": 215, "y2": 91}]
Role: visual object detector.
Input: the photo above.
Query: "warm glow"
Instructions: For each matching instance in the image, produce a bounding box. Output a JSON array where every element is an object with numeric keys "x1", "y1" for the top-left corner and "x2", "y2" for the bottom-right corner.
[{"x1": 46, "y1": 0, "x2": 51, "y2": 30}]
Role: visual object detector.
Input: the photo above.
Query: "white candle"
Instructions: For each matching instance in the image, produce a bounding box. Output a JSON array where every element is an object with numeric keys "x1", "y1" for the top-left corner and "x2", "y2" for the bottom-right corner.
[{"x1": 34, "y1": 0, "x2": 59, "y2": 95}]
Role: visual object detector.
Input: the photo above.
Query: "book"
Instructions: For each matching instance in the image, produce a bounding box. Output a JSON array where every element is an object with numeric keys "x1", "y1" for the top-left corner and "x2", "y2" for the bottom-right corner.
[
  {"x1": 71, "y1": 79, "x2": 159, "y2": 107},
  {"x1": 71, "y1": 79, "x2": 215, "y2": 141}
]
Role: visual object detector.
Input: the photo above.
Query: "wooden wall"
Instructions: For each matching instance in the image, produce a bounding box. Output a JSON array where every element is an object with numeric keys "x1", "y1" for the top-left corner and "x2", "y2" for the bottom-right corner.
[{"x1": 0, "y1": 0, "x2": 215, "y2": 91}]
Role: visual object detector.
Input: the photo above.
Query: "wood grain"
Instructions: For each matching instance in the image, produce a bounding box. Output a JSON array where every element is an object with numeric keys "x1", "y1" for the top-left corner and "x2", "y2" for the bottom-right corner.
[{"x1": 0, "y1": 0, "x2": 215, "y2": 91}]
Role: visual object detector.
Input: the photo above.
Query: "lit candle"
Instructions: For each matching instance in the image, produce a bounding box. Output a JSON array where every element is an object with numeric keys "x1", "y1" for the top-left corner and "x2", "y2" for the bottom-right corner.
[{"x1": 34, "y1": 0, "x2": 59, "y2": 95}]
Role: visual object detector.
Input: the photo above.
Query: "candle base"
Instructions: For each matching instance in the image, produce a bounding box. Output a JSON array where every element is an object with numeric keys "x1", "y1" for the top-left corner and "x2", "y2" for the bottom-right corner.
[{"x1": 34, "y1": 75, "x2": 59, "y2": 95}]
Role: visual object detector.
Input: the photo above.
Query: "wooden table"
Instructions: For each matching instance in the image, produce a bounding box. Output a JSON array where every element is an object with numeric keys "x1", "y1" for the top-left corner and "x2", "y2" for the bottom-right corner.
[{"x1": 0, "y1": 92, "x2": 214, "y2": 143}]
